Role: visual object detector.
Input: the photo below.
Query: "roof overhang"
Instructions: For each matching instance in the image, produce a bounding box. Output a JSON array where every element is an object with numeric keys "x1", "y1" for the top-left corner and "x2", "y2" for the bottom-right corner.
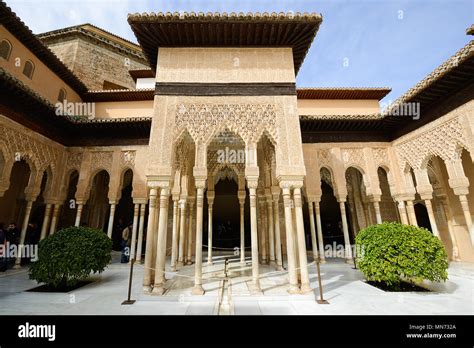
[
  {"x1": 127, "y1": 11, "x2": 322, "y2": 75},
  {"x1": 297, "y1": 87, "x2": 391, "y2": 100}
]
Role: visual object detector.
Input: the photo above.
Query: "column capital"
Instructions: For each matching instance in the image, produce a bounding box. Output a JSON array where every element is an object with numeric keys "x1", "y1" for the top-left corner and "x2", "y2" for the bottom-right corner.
[
  {"x1": 367, "y1": 194, "x2": 381, "y2": 203},
  {"x1": 278, "y1": 176, "x2": 304, "y2": 189},
  {"x1": 237, "y1": 190, "x2": 246, "y2": 200}
]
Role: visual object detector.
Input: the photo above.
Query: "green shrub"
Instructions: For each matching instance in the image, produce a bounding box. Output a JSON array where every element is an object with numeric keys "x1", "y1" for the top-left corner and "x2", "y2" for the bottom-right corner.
[
  {"x1": 355, "y1": 222, "x2": 448, "y2": 289},
  {"x1": 29, "y1": 226, "x2": 112, "y2": 288}
]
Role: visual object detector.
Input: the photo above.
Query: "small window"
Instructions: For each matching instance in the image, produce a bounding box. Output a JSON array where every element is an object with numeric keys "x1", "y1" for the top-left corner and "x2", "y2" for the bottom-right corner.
[
  {"x1": 0, "y1": 40, "x2": 12, "y2": 60},
  {"x1": 22, "y1": 60, "x2": 34, "y2": 79},
  {"x1": 57, "y1": 88, "x2": 67, "y2": 102}
]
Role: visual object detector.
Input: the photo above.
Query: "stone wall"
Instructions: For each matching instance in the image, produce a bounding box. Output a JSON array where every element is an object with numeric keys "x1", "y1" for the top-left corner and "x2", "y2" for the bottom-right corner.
[{"x1": 46, "y1": 37, "x2": 149, "y2": 90}]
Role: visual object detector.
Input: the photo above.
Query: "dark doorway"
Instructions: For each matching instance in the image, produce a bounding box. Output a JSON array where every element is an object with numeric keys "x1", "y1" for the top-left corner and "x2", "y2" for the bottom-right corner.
[
  {"x1": 414, "y1": 203, "x2": 432, "y2": 232},
  {"x1": 320, "y1": 181, "x2": 344, "y2": 247},
  {"x1": 211, "y1": 179, "x2": 240, "y2": 249}
]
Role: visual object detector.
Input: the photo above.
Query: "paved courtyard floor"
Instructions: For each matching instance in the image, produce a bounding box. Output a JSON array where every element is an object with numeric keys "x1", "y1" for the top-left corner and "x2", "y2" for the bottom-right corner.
[{"x1": 0, "y1": 253, "x2": 472, "y2": 315}]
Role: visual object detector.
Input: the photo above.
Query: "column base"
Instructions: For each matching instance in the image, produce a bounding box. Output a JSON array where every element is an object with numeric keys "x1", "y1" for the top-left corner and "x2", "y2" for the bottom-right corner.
[
  {"x1": 248, "y1": 281, "x2": 263, "y2": 295},
  {"x1": 171, "y1": 266, "x2": 177, "y2": 272},
  {"x1": 143, "y1": 285, "x2": 152, "y2": 293},
  {"x1": 269, "y1": 260, "x2": 276, "y2": 267},
  {"x1": 186, "y1": 260, "x2": 193, "y2": 265},
  {"x1": 319, "y1": 258, "x2": 327, "y2": 264},
  {"x1": 287, "y1": 284, "x2": 300, "y2": 294},
  {"x1": 345, "y1": 258, "x2": 354, "y2": 265},
  {"x1": 151, "y1": 285, "x2": 165, "y2": 296},
  {"x1": 207, "y1": 260, "x2": 213, "y2": 265},
  {"x1": 276, "y1": 264, "x2": 284, "y2": 271},
  {"x1": 300, "y1": 284, "x2": 312, "y2": 294},
  {"x1": 177, "y1": 261, "x2": 184, "y2": 267},
  {"x1": 192, "y1": 285, "x2": 205, "y2": 295}
]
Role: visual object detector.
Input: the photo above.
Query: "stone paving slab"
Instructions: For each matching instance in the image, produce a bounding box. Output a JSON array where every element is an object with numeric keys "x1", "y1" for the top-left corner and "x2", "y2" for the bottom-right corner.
[{"x1": 0, "y1": 257, "x2": 472, "y2": 315}]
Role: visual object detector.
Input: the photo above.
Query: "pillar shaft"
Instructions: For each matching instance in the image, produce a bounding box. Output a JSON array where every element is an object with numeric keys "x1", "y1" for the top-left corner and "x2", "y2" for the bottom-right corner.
[
  {"x1": 170, "y1": 199, "x2": 179, "y2": 271},
  {"x1": 339, "y1": 201, "x2": 353, "y2": 261},
  {"x1": 373, "y1": 201, "x2": 382, "y2": 224},
  {"x1": 293, "y1": 187, "x2": 311, "y2": 292},
  {"x1": 130, "y1": 203, "x2": 140, "y2": 261},
  {"x1": 266, "y1": 198, "x2": 275, "y2": 264},
  {"x1": 40, "y1": 203, "x2": 53, "y2": 240},
  {"x1": 178, "y1": 201, "x2": 186, "y2": 266},
  {"x1": 273, "y1": 198, "x2": 283, "y2": 269},
  {"x1": 424, "y1": 200, "x2": 440, "y2": 238},
  {"x1": 207, "y1": 203, "x2": 213, "y2": 264},
  {"x1": 74, "y1": 203, "x2": 83, "y2": 227},
  {"x1": 282, "y1": 187, "x2": 298, "y2": 293},
  {"x1": 152, "y1": 188, "x2": 170, "y2": 294},
  {"x1": 186, "y1": 202, "x2": 194, "y2": 264},
  {"x1": 192, "y1": 186, "x2": 205, "y2": 295},
  {"x1": 136, "y1": 203, "x2": 146, "y2": 262},
  {"x1": 249, "y1": 186, "x2": 261, "y2": 292},
  {"x1": 49, "y1": 204, "x2": 61, "y2": 235},
  {"x1": 143, "y1": 188, "x2": 157, "y2": 291},
  {"x1": 15, "y1": 200, "x2": 34, "y2": 267},
  {"x1": 106, "y1": 203, "x2": 116, "y2": 238},
  {"x1": 308, "y1": 201, "x2": 318, "y2": 260},
  {"x1": 397, "y1": 200, "x2": 409, "y2": 225},
  {"x1": 314, "y1": 201, "x2": 326, "y2": 262},
  {"x1": 239, "y1": 200, "x2": 245, "y2": 263},
  {"x1": 405, "y1": 200, "x2": 418, "y2": 226},
  {"x1": 458, "y1": 195, "x2": 474, "y2": 245}
]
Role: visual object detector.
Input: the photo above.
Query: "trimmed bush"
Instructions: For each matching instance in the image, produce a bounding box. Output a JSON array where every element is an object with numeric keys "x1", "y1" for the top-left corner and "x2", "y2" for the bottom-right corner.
[
  {"x1": 29, "y1": 226, "x2": 112, "y2": 288},
  {"x1": 355, "y1": 222, "x2": 448, "y2": 289}
]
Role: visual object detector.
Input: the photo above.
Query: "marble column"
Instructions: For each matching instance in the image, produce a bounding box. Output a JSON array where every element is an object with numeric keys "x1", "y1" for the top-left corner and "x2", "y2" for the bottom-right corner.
[
  {"x1": 186, "y1": 201, "x2": 194, "y2": 265},
  {"x1": 396, "y1": 199, "x2": 409, "y2": 225},
  {"x1": 257, "y1": 195, "x2": 268, "y2": 264},
  {"x1": 314, "y1": 200, "x2": 326, "y2": 263},
  {"x1": 405, "y1": 200, "x2": 418, "y2": 226},
  {"x1": 272, "y1": 188, "x2": 283, "y2": 270},
  {"x1": 136, "y1": 203, "x2": 146, "y2": 263},
  {"x1": 40, "y1": 203, "x2": 53, "y2": 240},
  {"x1": 152, "y1": 187, "x2": 170, "y2": 295},
  {"x1": 143, "y1": 188, "x2": 157, "y2": 292},
  {"x1": 282, "y1": 186, "x2": 298, "y2": 293},
  {"x1": 170, "y1": 197, "x2": 179, "y2": 272},
  {"x1": 14, "y1": 199, "x2": 34, "y2": 267},
  {"x1": 207, "y1": 192, "x2": 214, "y2": 265},
  {"x1": 192, "y1": 183, "x2": 205, "y2": 295},
  {"x1": 424, "y1": 200, "x2": 440, "y2": 238},
  {"x1": 458, "y1": 195, "x2": 474, "y2": 245},
  {"x1": 74, "y1": 202, "x2": 83, "y2": 227},
  {"x1": 439, "y1": 197, "x2": 460, "y2": 259},
  {"x1": 294, "y1": 187, "x2": 311, "y2": 293},
  {"x1": 248, "y1": 181, "x2": 261, "y2": 293},
  {"x1": 238, "y1": 191, "x2": 246, "y2": 264},
  {"x1": 49, "y1": 203, "x2": 61, "y2": 235},
  {"x1": 129, "y1": 203, "x2": 140, "y2": 261},
  {"x1": 106, "y1": 202, "x2": 117, "y2": 238},
  {"x1": 307, "y1": 200, "x2": 318, "y2": 260},
  {"x1": 177, "y1": 200, "x2": 186, "y2": 266},
  {"x1": 338, "y1": 200, "x2": 353, "y2": 262},
  {"x1": 266, "y1": 194, "x2": 276, "y2": 266},
  {"x1": 372, "y1": 200, "x2": 383, "y2": 224}
]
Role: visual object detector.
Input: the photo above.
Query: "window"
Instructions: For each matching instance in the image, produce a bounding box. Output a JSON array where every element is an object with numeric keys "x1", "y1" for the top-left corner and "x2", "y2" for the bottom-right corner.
[
  {"x1": 57, "y1": 88, "x2": 67, "y2": 103},
  {"x1": 22, "y1": 60, "x2": 34, "y2": 79},
  {"x1": 0, "y1": 40, "x2": 12, "y2": 60}
]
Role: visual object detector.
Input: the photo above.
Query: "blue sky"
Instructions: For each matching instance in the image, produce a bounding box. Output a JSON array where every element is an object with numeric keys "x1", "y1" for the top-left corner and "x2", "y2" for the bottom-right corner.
[{"x1": 7, "y1": 0, "x2": 474, "y2": 102}]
